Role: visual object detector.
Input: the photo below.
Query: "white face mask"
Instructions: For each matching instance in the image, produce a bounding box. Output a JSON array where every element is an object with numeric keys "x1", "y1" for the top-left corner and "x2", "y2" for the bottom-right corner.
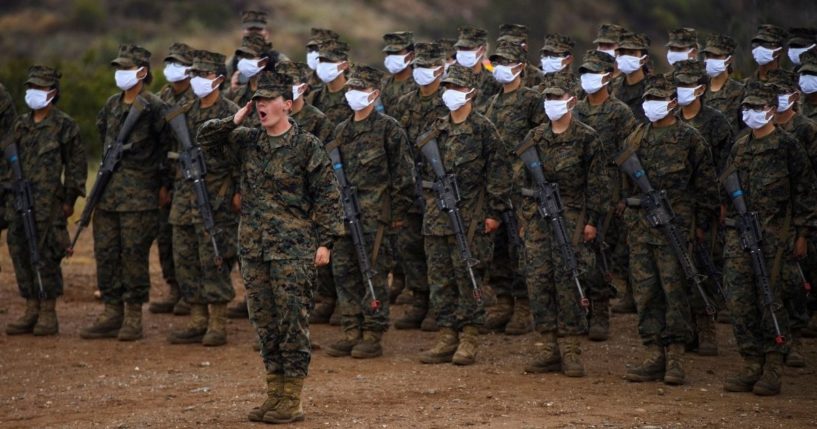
[
  {"x1": 190, "y1": 76, "x2": 218, "y2": 99},
  {"x1": 292, "y1": 83, "x2": 307, "y2": 101},
  {"x1": 413, "y1": 66, "x2": 441, "y2": 86},
  {"x1": 544, "y1": 97, "x2": 574, "y2": 121},
  {"x1": 317, "y1": 61, "x2": 344, "y2": 83},
  {"x1": 676, "y1": 85, "x2": 702, "y2": 107},
  {"x1": 752, "y1": 46, "x2": 780, "y2": 66},
  {"x1": 492, "y1": 64, "x2": 521, "y2": 84},
  {"x1": 705, "y1": 57, "x2": 730, "y2": 77},
  {"x1": 642, "y1": 99, "x2": 673, "y2": 122},
  {"x1": 442, "y1": 88, "x2": 473, "y2": 111},
  {"x1": 115, "y1": 67, "x2": 143, "y2": 91},
  {"x1": 742, "y1": 108, "x2": 772, "y2": 129},
  {"x1": 666, "y1": 49, "x2": 693, "y2": 66},
  {"x1": 616, "y1": 55, "x2": 645, "y2": 75},
  {"x1": 540, "y1": 56, "x2": 567, "y2": 74},
  {"x1": 163, "y1": 62, "x2": 190, "y2": 83},
  {"x1": 788, "y1": 45, "x2": 816, "y2": 66},
  {"x1": 238, "y1": 58, "x2": 266, "y2": 79},
  {"x1": 306, "y1": 51, "x2": 320, "y2": 70},
  {"x1": 799, "y1": 74, "x2": 817, "y2": 94},
  {"x1": 777, "y1": 93, "x2": 795, "y2": 112},
  {"x1": 345, "y1": 89, "x2": 375, "y2": 111},
  {"x1": 456, "y1": 49, "x2": 482, "y2": 68},
  {"x1": 25, "y1": 88, "x2": 53, "y2": 110},
  {"x1": 597, "y1": 48, "x2": 617, "y2": 59},
  {"x1": 580, "y1": 72, "x2": 609, "y2": 94},
  {"x1": 384, "y1": 53, "x2": 410, "y2": 74}
]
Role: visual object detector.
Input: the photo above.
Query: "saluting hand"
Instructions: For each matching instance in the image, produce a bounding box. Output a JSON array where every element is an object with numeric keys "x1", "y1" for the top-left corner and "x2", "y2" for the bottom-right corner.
[{"x1": 233, "y1": 101, "x2": 254, "y2": 126}]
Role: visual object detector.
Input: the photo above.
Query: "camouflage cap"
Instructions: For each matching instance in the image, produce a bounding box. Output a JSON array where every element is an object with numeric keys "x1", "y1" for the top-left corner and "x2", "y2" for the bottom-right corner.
[
  {"x1": 702, "y1": 34, "x2": 737, "y2": 56},
  {"x1": 346, "y1": 65, "x2": 385, "y2": 89},
  {"x1": 318, "y1": 40, "x2": 350, "y2": 62},
  {"x1": 767, "y1": 69, "x2": 798, "y2": 93},
  {"x1": 190, "y1": 49, "x2": 226, "y2": 74},
  {"x1": 742, "y1": 81, "x2": 778, "y2": 107},
  {"x1": 306, "y1": 28, "x2": 340, "y2": 49},
  {"x1": 437, "y1": 38, "x2": 457, "y2": 58},
  {"x1": 497, "y1": 24, "x2": 528, "y2": 44},
  {"x1": 593, "y1": 23, "x2": 628, "y2": 45},
  {"x1": 489, "y1": 40, "x2": 527, "y2": 63},
  {"x1": 276, "y1": 61, "x2": 310, "y2": 83},
  {"x1": 619, "y1": 32, "x2": 650, "y2": 51},
  {"x1": 666, "y1": 27, "x2": 698, "y2": 49},
  {"x1": 541, "y1": 72, "x2": 577, "y2": 97},
  {"x1": 800, "y1": 49, "x2": 817, "y2": 74},
  {"x1": 25, "y1": 65, "x2": 61, "y2": 87},
  {"x1": 236, "y1": 33, "x2": 271, "y2": 58},
  {"x1": 751, "y1": 24, "x2": 788, "y2": 47},
  {"x1": 412, "y1": 42, "x2": 445, "y2": 67},
  {"x1": 252, "y1": 71, "x2": 292, "y2": 100},
  {"x1": 643, "y1": 74, "x2": 675, "y2": 98},
  {"x1": 788, "y1": 27, "x2": 817, "y2": 48},
  {"x1": 241, "y1": 10, "x2": 268, "y2": 30},
  {"x1": 111, "y1": 44, "x2": 151, "y2": 68},
  {"x1": 441, "y1": 63, "x2": 475, "y2": 88},
  {"x1": 454, "y1": 26, "x2": 488, "y2": 49},
  {"x1": 382, "y1": 31, "x2": 414, "y2": 53},
  {"x1": 164, "y1": 42, "x2": 194, "y2": 65},
  {"x1": 579, "y1": 49, "x2": 615, "y2": 74},
  {"x1": 671, "y1": 60, "x2": 707, "y2": 86},
  {"x1": 540, "y1": 33, "x2": 575, "y2": 54}
]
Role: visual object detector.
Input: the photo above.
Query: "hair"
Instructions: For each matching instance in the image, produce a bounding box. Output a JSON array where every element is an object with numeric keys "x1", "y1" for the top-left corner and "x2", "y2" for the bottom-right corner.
[
  {"x1": 142, "y1": 65, "x2": 153, "y2": 85},
  {"x1": 215, "y1": 63, "x2": 228, "y2": 90}
]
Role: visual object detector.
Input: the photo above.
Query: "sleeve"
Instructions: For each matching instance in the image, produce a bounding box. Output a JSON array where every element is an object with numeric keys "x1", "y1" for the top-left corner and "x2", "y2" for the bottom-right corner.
[
  {"x1": 62, "y1": 120, "x2": 88, "y2": 206},
  {"x1": 529, "y1": 91, "x2": 546, "y2": 128},
  {"x1": 307, "y1": 138, "x2": 343, "y2": 248},
  {"x1": 152, "y1": 99, "x2": 174, "y2": 189},
  {"x1": 584, "y1": 132, "x2": 610, "y2": 227},
  {"x1": 714, "y1": 114, "x2": 736, "y2": 175},
  {"x1": 386, "y1": 121, "x2": 415, "y2": 220},
  {"x1": 688, "y1": 127, "x2": 719, "y2": 231},
  {"x1": 198, "y1": 116, "x2": 240, "y2": 149},
  {"x1": 787, "y1": 134, "x2": 817, "y2": 235},
  {"x1": 316, "y1": 114, "x2": 335, "y2": 143},
  {"x1": 485, "y1": 121, "x2": 512, "y2": 220},
  {"x1": 512, "y1": 129, "x2": 537, "y2": 225},
  {"x1": 95, "y1": 103, "x2": 108, "y2": 147}
]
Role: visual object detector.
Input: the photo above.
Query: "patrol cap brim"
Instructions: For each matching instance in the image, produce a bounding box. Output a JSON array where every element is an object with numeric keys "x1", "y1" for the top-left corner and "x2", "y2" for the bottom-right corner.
[
  {"x1": 701, "y1": 46, "x2": 729, "y2": 56},
  {"x1": 252, "y1": 88, "x2": 285, "y2": 100},
  {"x1": 242, "y1": 21, "x2": 266, "y2": 30},
  {"x1": 440, "y1": 75, "x2": 469, "y2": 87},
  {"x1": 489, "y1": 52, "x2": 517, "y2": 62},
  {"x1": 643, "y1": 88, "x2": 675, "y2": 98},
  {"x1": 236, "y1": 46, "x2": 262, "y2": 58},
  {"x1": 741, "y1": 95, "x2": 771, "y2": 106},
  {"x1": 164, "y1": 54, "x2": 192, "y2": 65},
  {"x1": 593, "y1": 36, "x2": 617, "y2": 44},
  {"x1": 453, "y1": 40, "x2": 481, "y2": 50},
  {"x1": 111, "y1": 57, "x2": 137, "y2": 68},
  {"x1": 542, "y1": 87, "x2": 568, "y2": 97}
]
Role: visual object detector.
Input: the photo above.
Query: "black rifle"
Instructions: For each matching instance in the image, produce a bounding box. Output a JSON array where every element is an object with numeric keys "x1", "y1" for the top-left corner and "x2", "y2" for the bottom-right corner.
[
  {"x1": 722, "y1": 172, "x2": 785, "y2": 344},
  {"x1": 693, "y1": 241, "x2": 727, "y2": 303},
  {"x1": 167, "y1": 109, "x2": 223, "y2": 269},
  {"x1": 417, "y1": 132, "x2": 482, "y2": 303},
  {"x1": 517, "y1": 144, "x2": 589, "y2": 310},
  {"x1": 796, "y1": 262, "x2": 812, "y2": 296},
  {"x1": 5, "y1": 142, "x2": 46, "y2": 299},
  {"x1": 595, "y1": 220, "x2": 613, "y2": 284},
  {"x1": 69, "y1": 97, "x2": 146, "y2": 254},
  {"x1": 327, "y1": 145, "x2": 381, "y2": 311},
  {"x1": 618, "y1": 153, "x2": 717, "y2": 315},
  {"x1": 501, "y1": 209, "x2": 523, "y2": 258}
]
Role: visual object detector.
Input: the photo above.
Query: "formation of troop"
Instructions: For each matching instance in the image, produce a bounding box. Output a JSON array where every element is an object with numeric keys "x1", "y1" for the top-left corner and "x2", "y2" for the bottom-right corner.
[{"x1": 3, "y1": 8, "x2": 817, "y2": 424}]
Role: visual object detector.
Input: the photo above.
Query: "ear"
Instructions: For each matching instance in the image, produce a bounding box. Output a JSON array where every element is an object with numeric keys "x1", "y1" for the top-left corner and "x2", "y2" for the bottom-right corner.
[
  {"x1": 694, "y1": 85, "x2": 705, "y2": 97},
  {"x1": 602, "y1": 73, "x2": 612, "y2": 84},
  {"x1": 564, "y1": 55, "x2": 574, "y2": 66},
  {"x1": 258, "y1": 58, "x2": 269, "y2": 68},
  {"x1": 213, "y1": 75, "x2": 226, "y2": 89},
  {"x1": 406, "y1": 52, "x2": 416, "y2": 62},
  {"x1": 513, "y1": 63, "x2": 525, "y2": 74},
  {"x1": 668, "y1": 99, "x2": 679, "y2": 110},
  {"x1": 434, "y1": 66, "x2": 444, "y2": 78},
  {"x1": 339, "y1": 61, "x2": 350, "y2": 71},
  {"x1": 792, "y1": 92, "x2": 801, "y2": 103},
  {"x1": 369, "y1": 89, "x2": 381, "y2": 102},
  {"x1": 567, "y1": 96, "x2": 577, "y2": 109},
  {"x1": 136, "y1": 67, "x2": 148, "y2": 79}
]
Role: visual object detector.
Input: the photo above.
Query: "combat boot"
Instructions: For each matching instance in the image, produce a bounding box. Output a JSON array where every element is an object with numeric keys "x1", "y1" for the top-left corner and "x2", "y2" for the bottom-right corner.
[
  {"x1": 624, "y1": 344, "x2": 666, "y2": 382},
  {"x1": 696, "y1": 314, "x2": 719, "y2": 356},
  {"x1": 33, "y1": 299, "x2": 59, "y2": 336},
  {"x1": 6, "y1": 299, "x2": 40, "y2": 335},
  {"x1": 117, "y1": 302, "x2": 143, "y2": 341},
  {"x1": 351, "y1": 331, "x2": 384, "y2": 359},
  {"x1": 559, "y1": 336, "x2": 586, "y2": 377},
  {"x1": 325, "y1": 328, "x2": 361, "y2": 357},
  {"x1": 329, "y1": 303, "x2": 341, "y2": 326},
  {"x1": 505, "y1": 298, "x2": 533, "y2": 335},
  {"x1": 80, "y1": 302, "x2": 124, "y2": 339},
  {"x1": 248, "y1": 373, "x2": 284, "y2": 422},
  {"x1": 611, "y1": 292, "x2": 637, "y2": 314},
  {"x1": 309, "y1": 297, "x2": 335, "y2": 324},
  {"x1": 149, "y1": 281, "x2": 180, "y2": 314},
  {"x1": 484, "y1": 295, "x2": 513, "y2": 331},
  {"x1": 525, "y1": 332, "x2": 561, "y2": 373},
  {"x1": 419, "y1": 328, "x2": 459, "y2": 364},
  {"x1": 168, "y1": 304, "x2": 208, "y2": 344},
  {"x1": 724, "y1": 356, "x2": 763, "y2": 392},
  {"x1": 785, "y1": 337, "x2": 805, "y2": 368},
  {"x1": 664, "y1": 343, "x2": 686, "y2": 385},
  {"x1": 202, "y1": 303, "x2": 228, "y2": 346},
  {"x1": 395, "y1": 295, "x2": 428, "y2": 330},
  {"x1": 452, "y1": 325, "x2": 480, "y2": 365},
  {"x1": 753, "y1": 352, "x2": 784, "y2": 396},
  {"x1": 172, "y1": 298, "x2": 191, "y2": 316},
  {"x1": 227, "y1": 297, "x2": 248, "y2": 319},
  {"x1": 802, "y1": 313, "x2": 817, "y2": 337},
  {"x1": 588, "y1": 298, "x2": 610, "y2": 341},
  {"x1": 262, "y1": 376, "x2": 305, "y2": 424},
  {"x1": 388, "y1": 273, "x2": 405, "y2": 304},
  {"x1": 420, "y1": 309, "x2": 439, "y2": 332},
  {"x1": 395, "y1": 288, "x2": 414, "y2": 305}
]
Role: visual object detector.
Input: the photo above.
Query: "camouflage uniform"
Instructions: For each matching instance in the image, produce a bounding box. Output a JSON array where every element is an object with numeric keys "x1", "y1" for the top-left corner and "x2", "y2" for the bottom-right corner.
[
  {"x1": 611, "y1": 32, "x2": 652, "y2": 123},
  {"x1": 496, "y1": 24, "x2": 544, "y2": 89},
  {"x1": 665, "y1": 28, "x2": 699, "y2": 67},
  {"x1": 225, "y1": 33, "x2": 273, "y2": 129},
  {"x1": 534, "y1": 34, "x2": 581, "y2": 96},
  {"x1": 593, "y1": 24, "x2": 628, "y2": 81},
  {"x1": 0, "y1": 82, "x2": 17, "y2": 234},
  {"x1": 701, "y1": 35, "x2": 745, "y2": 131},
  {"x1": 454, "y1": 26, "x2": 501, "y2": 114},
  {"x1": 380, "y1": 32, "x2": 417, "y2": 117},
  {"x1": 307, "y1": 40, "x2": 353, "y2": 126},
  {"x1": 744, "y1": 25, "x2": 789, "y2": 86},
  {"x1": 799, "y1": 50, "x2": 817, "y2": 121},
  {"x1": 304, "y1": 28, "x2": 340, "y2": 99},
  {"x1": 276, "y1": 61, "x2": 335, "y2": 144}
]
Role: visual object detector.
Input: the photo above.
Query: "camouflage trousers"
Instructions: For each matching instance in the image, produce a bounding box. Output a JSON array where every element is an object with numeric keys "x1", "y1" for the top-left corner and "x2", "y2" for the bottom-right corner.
[
  {"x1": 488, "y1": 223, "x2": 527, "y2": 299},
  {"x1": 93, "y1": 209, "x2": 159, "y2": 305},
  {"x1": 156, "y1": 204, "x2": 176, "y2": 285},
  {"x1": 425, "y1": 233, "x2": 490, "y2": 330},
  {"x1": 172, "y1": 221, "x2": 237, "y2": 305},
  {"x1": 523, "y1": 211, "x2": 591, "y2": 336},
  {"x1": 628, "y1": 240, "x2": 694, "y2": 346},
  {"x1": 242, "y1": 257, "x2": 315, "y2": 377},
  {"x1": 315, "y1": 264, "x2": 336, "y2": 301},
  {"x1": 723, "y1": 229, "x2": 793, "y2": 357},
  {"x1": 332, "y1": 233, "x2": 392, "y2": 333},
  {"x1": 7, "y1": 220, "x2": 68, "y2": 300},
  {"x1": 606, "y1": 212, "x2": 630, "y2": 281},
  {"x1": 395, "y1": 213, "x2": 429, "y2": 294},
  {"x1": 587, "y1": 209, "x2": 620, "y2": 300}
]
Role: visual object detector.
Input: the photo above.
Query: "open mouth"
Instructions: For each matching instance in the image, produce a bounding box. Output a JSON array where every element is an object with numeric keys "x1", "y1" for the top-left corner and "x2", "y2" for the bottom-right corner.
[{"x1": 258, "y1": 110, "x2": 268, "y2": 121}]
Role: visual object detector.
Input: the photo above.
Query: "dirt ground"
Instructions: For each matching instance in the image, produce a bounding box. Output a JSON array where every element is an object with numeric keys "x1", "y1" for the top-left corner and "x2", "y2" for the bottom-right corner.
[{"x1": 1, "y1": 232, "x2": 816, "y2": 429}]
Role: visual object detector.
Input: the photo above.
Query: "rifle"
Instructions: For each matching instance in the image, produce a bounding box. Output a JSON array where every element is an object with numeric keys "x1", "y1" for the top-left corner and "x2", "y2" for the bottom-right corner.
[
  {"x1": 796, "y1": 262, "x2": 812, "y2": 296},
  {"x1": 517, "y1": 144, "x2": 589, "y2": 310},
  {"x1": 68, "y1": 97, "x2": 147, "y2": 254},
  {"x1": 167, "y1": 108, "x2": 223, "y2": 269},
  {"x1": 327, "y1": 144, "x2": 381, "y2": 311},
  {"x1": 722, "y1": 172, "x2": 785, "y2": 344},
  {"x1": 4, "y1": 141, "x2": 46, "y2": 299},
  {"x1": 417, "y1": 132, "x2": 482, "y2": 303},
  {"x1": 501, "y1": 209, "x2": 523, "y2": 258},
  {"x1": 692, "y1": 241, "x2": 728, "y2": 303},
  {"x1": 595, "y1": 219, "x2": 613, "y2": 284},
  {"x1": 618, "y1": 152, "x2": 717, "y2": 316}
]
